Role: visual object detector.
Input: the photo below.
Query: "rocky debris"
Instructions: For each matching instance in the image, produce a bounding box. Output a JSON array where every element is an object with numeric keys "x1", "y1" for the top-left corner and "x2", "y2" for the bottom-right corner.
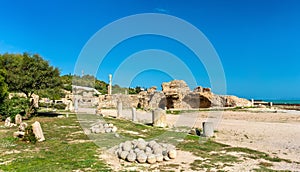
[
  {"x1": 32, "y1": 121, "x2": 45, "y2": 142},
  {"x1": 223, "y1": 95, "x2": 252, "y2": 107},
  {"x1": 115, "y1": 138, "x2": 177, "y2": 164},
  {"x1": 4, "y1": 117, "x2": 11, "y2": 127},
  {"x1": 90, "y1": 122, "x2": 117, "y2": 134},
  {"x1": 13, "y1": 131, "x2": 25, "y2": 138},
  {"x1": 15, "y1": 114, "x2": 22, "y2": 125},
  {"x1": 19, "y1": 122, "x2": 28, "y2": 132},
  {"x1": 12, "y1": 121, "x2": 45, "y2": 142},
  {"x1": 13, "y1": 122, "x2": 28, "y2": 138},
  {"x1": 4, "y1": 117, "x2": 16, "y2": 127}
]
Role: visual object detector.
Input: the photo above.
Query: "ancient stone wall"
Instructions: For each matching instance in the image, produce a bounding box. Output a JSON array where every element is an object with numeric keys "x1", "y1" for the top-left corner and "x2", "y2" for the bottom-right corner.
[{"x1": 97, "y1": 80, "x2": 251, "y2": 110}]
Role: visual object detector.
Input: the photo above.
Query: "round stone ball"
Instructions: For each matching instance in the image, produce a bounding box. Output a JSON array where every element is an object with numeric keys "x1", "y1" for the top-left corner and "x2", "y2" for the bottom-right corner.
[
  {"x1": 122, "y1": 142, "x2": 132, "y2": 151},
  {"x1": 147, "y1": 154, "x2": 157, "y2": 164},
  {"x1": 134, "y1": 148, "x2": 141, "y2": 154},
  {"x1": 168, "y1": 149, "x2": 177, "y2": 159},
  {"x1": 111, "y1": 126, "x2": 117, "y2": 132},
  {"x1": 153, "y1": 148, "x2": 162, "y2": 155},
  {"x1": 116, "y1": 148, "x2": 122, "y2": 157},
  {"x1": 145, "y1": 146, "x2": 152, "y2": 153},
  {"x1": 120, "y1": 151, "x2": 129, "y2": 160},
  {"x1": 148, "y1": 140, "x2": 157, "y2": 148},
  {"x1": 127, "y1": 152, "x2": 136, "y2": 162},
  {"x1": 95, "y1": 128, "x2": 101, "y2": 134},
  {"x1": 136, "y1": 141, "x2": 147, "y2": 150},
  {"x1": 105, "y1": 128, "x2": 112, "y2": 133},
  {"x1": 156, "y1": 154, "x2": 164, "y2": 162},
  {"x1": 137, "y1": 152, "x2": 147, "y2": 163},
  {"x1": 152, "y1": 144, "x2": 162, "y2": 151},
  {"x1": 137, "y1": 138, "x2": 145, "y2": 142}
]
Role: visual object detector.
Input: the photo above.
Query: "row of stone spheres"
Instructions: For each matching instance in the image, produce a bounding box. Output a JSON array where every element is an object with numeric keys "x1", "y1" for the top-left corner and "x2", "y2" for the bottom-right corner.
[
  {"x1": 115, "y1": 138, "x2": 177, "y2": 164},
  {"x1": 98, "y1": 80, "x2": 251, "y2": 110},
  {"x1": 89, "y1": 122, "x2": 117, "y2": 134}
]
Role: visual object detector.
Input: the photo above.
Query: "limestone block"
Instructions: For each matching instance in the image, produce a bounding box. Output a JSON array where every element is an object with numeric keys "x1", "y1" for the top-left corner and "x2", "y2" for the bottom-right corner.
[
  {"x1": 152, "y1": 108, "x2": 167, "y2": 127},
  {"x1": 32, "y1": 121, "x2": 45, "y2": 142}
]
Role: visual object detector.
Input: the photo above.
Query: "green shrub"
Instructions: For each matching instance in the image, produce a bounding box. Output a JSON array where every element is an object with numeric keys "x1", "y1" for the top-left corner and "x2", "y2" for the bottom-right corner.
[
  {"x1": 0, "y1": 96, "x2": 29, "y2": 121},
  {"x1": 53, "y1": 103, "x2": 67, "y2": 110},
  {"x1": 22, "y1": 126, "x2": 37, "y2": 144},
  {"x1": 39, "y1": 102, "x2": 51, "y2": 108}
]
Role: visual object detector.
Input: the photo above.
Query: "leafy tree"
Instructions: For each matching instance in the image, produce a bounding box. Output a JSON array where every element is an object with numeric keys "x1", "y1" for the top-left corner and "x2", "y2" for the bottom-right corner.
[
  {"x1": 0, "y1": 69, "x2": 8, "y2": 103},
  {"x1": 0, "y1": 53, "x2": 62, "y2": 118},
  {"x1": 95, "y1": 79, "x2": 108, "y2": 95},
  {"x1": 61, "y1": 74, "x2": 73, "y2": 91}
]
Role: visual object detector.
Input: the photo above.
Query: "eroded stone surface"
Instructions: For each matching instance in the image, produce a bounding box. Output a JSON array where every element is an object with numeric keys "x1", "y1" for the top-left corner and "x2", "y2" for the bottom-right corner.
[{"x1": 32, "y1": 121, "x2": 45, "y2": 142}]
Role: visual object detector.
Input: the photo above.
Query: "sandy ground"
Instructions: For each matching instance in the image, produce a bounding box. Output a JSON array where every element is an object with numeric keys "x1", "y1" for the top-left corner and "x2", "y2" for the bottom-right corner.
[{"x1": 101, "y1": 108, "x2": 300, "y2": 162}]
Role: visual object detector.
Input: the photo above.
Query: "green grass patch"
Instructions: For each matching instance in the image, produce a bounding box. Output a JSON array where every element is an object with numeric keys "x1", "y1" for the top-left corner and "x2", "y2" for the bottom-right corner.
[
  {"x1": 225, "y1": 147, "x2": 290, "y2": 163},
  {"x1": 0, "y1": 114, "x2": 111, "y2": 172},
  {"x1": 177, "y1": 135, "x2": 240, "y2": 170}
]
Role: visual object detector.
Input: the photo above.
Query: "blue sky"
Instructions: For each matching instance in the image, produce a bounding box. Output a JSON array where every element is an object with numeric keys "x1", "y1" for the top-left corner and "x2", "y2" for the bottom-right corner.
[{"x1": 0, "y1": 0, "x2": 300, "y2": 99}]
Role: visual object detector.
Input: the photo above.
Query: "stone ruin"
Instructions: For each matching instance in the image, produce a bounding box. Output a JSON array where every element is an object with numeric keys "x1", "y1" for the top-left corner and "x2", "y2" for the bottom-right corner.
[
  {"x1": 4, "y1": 117, "x2": 16, "y2": 127},
  {"x1": 12, "y1": 120, "x2": 45, "y2": 142},
  {"x1": 98, "y1": 80, "x2": 251, "y2": 110},
  {"x1": 89, "y1": 122, "x2": 118, "y2": 134},
  {"x1": 115, "y1": 138, "x2": 177, "y2": 164}
]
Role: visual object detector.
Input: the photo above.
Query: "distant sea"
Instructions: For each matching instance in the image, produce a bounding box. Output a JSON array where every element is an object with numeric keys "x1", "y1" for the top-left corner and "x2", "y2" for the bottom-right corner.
[{"x1": 262, "y1": 99, "x2": 300, "y2": 105}]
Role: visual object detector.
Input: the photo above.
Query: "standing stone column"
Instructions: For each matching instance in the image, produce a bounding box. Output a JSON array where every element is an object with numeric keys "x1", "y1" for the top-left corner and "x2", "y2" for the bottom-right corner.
[
  {"x1": 251, "y1": 99, "x2": 254, "y2": 107},
  {"x1": 202, "y1": 122, "x2": 214, "y2": 137},
  {"x1": 32, "y1": 121, "x2": 45, "y2": 142},
  {"x1": 152, "y1": 108, "x2": 166, "y2": 127},
  {"x1": 131, "y1": 107, "x2": 137, "y2": 122},
  {"x1": 117, "y1": 100, "x2": 122, "y2": 118},
  {"x1": 74, "y1": 97, "x2": 78, "y2": 113},
  {"x1": 108, "y1": 74, "x2": 112, "y2": 95}
]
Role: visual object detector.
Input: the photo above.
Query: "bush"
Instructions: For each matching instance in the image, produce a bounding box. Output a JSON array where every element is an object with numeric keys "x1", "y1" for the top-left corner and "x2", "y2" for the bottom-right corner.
[
  {"x1": 23, "y1": 126, "x2": 37, "y2": 144},
  {"x1": 39, "y1": 101, "x2": 67, "y2": 110},
  {"x1": 53, "y1": 103, "x2": 67, "y2": 110},
  {"x1": 0, "y1": 96, "x2": 29, "y2": 121},
  {"x1": 39, "y1": 102, "x2": 51, "y2": 108}
]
